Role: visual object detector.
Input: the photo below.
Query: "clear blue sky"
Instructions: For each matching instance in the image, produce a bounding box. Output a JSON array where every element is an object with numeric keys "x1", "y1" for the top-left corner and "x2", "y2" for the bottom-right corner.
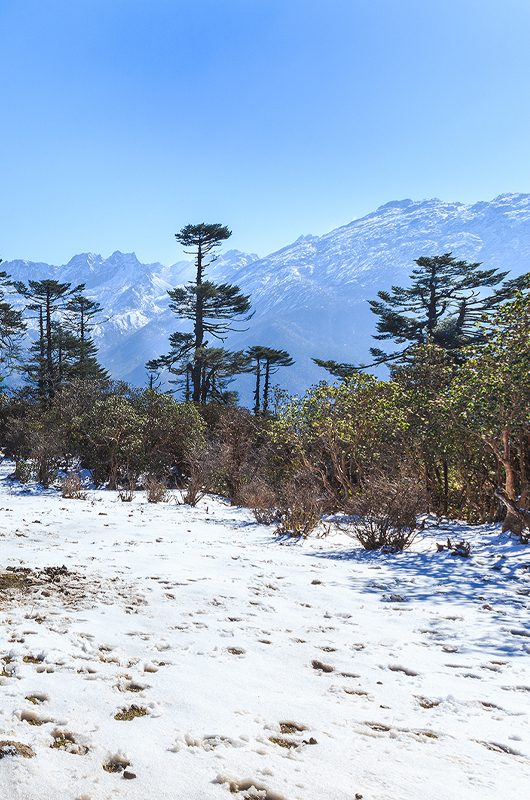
[{"x1": 1, "y1": 0, "x2": 529, "y2": 265}]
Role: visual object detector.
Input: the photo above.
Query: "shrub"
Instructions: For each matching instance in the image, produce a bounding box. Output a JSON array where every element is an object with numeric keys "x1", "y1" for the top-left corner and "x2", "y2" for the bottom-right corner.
[
  {"x1": 238, "y1": 480, "x2": 280, "y2": 525},
  {"x1": 61, "y1": 472, "x2": 86, "y2": 500},
  {"x1": 347, "y1": 471, "x2": 425, "y2": 551},
  {"x1": 117, "y1": 472, "x2": 136, "y2": 502},
  {"x1": 144, "y1": 476, "x2": 168, "y2": 503},
  {"x1": 274, "y1": 472, "x2": 323, "y2": 537},
  {"x1": 181, "y1": 458, "x2": 207, "y2": 506},
  {"x1": 14, "y1": 460, "x2": 33, "y2": 484},
  {"x1": 118, "y1": 486, "x2": 135, "y2": 502},
  {"x1": 201, "y1": 407, "x2": 264, "y2": 504}
]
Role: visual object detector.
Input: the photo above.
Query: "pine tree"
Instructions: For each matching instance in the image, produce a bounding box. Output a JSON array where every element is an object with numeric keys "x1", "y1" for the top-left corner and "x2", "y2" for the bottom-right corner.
[
  {"x1": 50, "y1": 321, "x2": 79, "y2": 387},
  {"x1": 312, "y1": 358, "x2": 358, "y2": 380},
  {"x1": 314, "y1": 253, "x2": 517, "y2": 378},
  {"x1": 148, "y1": 223, "x2": 252, "y2": 402},
  {"x1": 368, "y1": 253, "x2": 510, "y2": 363},
  {"x1": 0, "y1": 261, "x2": 26, "y2": 377},
  {"x1": 14, "y1": 278, "x2": 84, "y2": 401},
  {"x1": 198, "y1": 347, "x2": 250, "y2": 404},
  {"x1": 248, "y1": 346, "x2": 294, "y2": 414},
  {"x1": 65, "y1": 292, "x2": 108, "y2": 382}
]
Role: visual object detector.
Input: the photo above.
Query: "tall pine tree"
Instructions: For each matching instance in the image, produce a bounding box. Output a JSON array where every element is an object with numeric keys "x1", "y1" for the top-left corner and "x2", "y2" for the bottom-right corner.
[
  {"x1": 248, "y1": 346, "x2": 294, "y2": 414},
  {"x1": 65, "y1": 292, "x2": 108, "y2": 382},
  {"x1": 0, "y1": 261, "x2": 25, "y2": 377},
  {"x1": 368, "y1": 253, "x2": 511, "y2": 361},
  {"x1": 14, "y1": 279, "x2": 84, "y2": 401},
  {"x1": 315, "y1": 253, "x2": 518, "y2": 378},
  {"x1": 148, "y1": 223, "x2": 252, "y2": 402}
]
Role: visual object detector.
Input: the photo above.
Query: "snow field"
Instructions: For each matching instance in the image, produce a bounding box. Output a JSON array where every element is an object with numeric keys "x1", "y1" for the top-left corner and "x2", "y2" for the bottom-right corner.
[{"x1": 0, "y1": 463, "x2": 529, "y2": 800}]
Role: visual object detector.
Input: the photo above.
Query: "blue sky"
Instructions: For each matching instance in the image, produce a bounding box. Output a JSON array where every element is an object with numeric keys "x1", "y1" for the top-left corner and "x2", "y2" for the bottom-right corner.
[{"x1": 1, "y1": 0, "x2": 530, "y2": 265}]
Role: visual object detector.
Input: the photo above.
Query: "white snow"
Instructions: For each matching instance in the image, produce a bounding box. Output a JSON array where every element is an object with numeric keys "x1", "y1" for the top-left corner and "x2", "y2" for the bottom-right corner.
[{"x1": 1, "y1": 461, "x2": 529, "y2": 800}]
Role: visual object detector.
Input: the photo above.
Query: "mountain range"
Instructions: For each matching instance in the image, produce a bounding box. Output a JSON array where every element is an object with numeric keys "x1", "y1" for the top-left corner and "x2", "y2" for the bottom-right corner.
[{"x1": 3, "y1": 192, "x2": 530, "y2": 402}]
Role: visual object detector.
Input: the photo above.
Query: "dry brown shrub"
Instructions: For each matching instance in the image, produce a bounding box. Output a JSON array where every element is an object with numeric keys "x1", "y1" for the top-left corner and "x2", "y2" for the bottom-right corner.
[
  {"x1": 117, "y1": 472, "x2": 136, "y2": 502},
  {"x1": 144, "y1": 477, "x2": 168, "y2": 503},
  {"x1": 61, "y1": 473, "x2": 86, "y2": 500},
  {"x1": 345, "y1": 470, "x2": 426, "y2": 551},
  {"x1": 274, "y1": 471, "x2": 324, "y2": 537},
  {"x1": 201, "y1": 406, "x2": 264, "y2": 504},
  {"x1": 181, "y1": 452, "x2": 212, "y2": 506},
  {"x1": 238, "y1": 480, "x2": 280, "y2": 525}
]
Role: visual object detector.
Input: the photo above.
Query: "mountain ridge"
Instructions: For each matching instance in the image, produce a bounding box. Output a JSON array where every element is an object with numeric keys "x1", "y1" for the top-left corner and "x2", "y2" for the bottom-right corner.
[{"x1": 3, "y1": 193, "x2": 529, "y2": 399}]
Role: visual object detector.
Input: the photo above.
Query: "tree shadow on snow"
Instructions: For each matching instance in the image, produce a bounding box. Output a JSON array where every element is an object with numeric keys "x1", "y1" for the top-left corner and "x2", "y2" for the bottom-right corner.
[{"x1": 307, "y1": 524, "x2": 530, "y2": 657}]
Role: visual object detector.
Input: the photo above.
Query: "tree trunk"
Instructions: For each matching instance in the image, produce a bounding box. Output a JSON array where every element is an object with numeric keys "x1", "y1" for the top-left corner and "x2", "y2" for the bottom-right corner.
[
  {"x1": 519, "y1": 432, "x2": 530, "y2": 509},
  {"x1": 263, "y1": 360, "x2": 271, "y2": 414},
  {"x1": 442, "y1": 457, "x2": 449, "y2": 516},
  {"x1": 495, "y1": 487, "x2": 530, "y2": 539},
  {"x1": 253, "y1": 358, "x2": 261, "y2": 415},
  {"x1": 499, "y1": 428, "x2": 520, "y2": 533},
  {"x1": 38, "y1": 306, "x2": 45, "y2": 405},
  {"x1": 45, "y1": 290, "x2": 54, "y2": 399},
  {"x1": 192, "y1": 241, "x2": 204, "y2": 403},
  {"x1": 79, "y1": 306, "x2": 85, "y2": 375}
]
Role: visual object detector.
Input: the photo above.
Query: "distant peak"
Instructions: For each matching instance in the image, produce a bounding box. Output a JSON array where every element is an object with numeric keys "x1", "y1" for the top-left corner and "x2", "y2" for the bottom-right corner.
[
  {"x1": 294, "y1": 234, "x2": 317, "y2": 244},
  {"x1": 377, "y1": 199, "x2": 415, "y2": 211},
  {"x1": 109, "y1": 250, "x2": 137, "y2": 259},
  {"x1": 491, "y1": 192, "x2": 530, "y2": 203},
  {"x1": 105, "y1": 251, "x2": 142, "y2": 267},
  {"x1": 65, "y1": 252, "x2": 103, "y2": 268}
]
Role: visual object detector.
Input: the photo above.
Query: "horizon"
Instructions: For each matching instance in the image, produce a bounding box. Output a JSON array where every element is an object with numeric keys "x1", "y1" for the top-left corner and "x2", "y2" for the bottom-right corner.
[{"x1": 3, "y1": 190, "x2": 529, "y2": 267}]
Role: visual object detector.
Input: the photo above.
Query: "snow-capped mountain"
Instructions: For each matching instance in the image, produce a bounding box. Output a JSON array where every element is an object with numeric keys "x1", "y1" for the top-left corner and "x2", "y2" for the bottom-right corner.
[{"x1": 3, "y1": 193, "x2": 530, "y2": 400}]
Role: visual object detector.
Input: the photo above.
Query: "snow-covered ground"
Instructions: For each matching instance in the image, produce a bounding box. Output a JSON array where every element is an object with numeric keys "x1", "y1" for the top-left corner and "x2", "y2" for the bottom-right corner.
[{"x1": 1, "y1": 461, "x2": 529, "y2": 800}]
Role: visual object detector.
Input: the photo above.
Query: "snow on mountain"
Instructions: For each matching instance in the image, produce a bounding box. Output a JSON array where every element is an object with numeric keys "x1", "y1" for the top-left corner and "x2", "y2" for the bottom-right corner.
[{"x1": 3, "y1": 194, "x2": 530, "y2": 399}]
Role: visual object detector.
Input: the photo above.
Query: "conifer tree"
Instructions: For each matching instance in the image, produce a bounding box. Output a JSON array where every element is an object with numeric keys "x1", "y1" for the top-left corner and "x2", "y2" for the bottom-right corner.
[
  {"x1": 198, "y1": 347, "x2": 250, "y2": 404},
  {"x1": 312, "y1": 358, "x2": 358, "y2": 381},
  {"x1": 261, "y1": 348, "x2": 294, "y2": 414},
  {"x1": 65, "y1": 292, "x2": 108, "y2": 382},
  {"x1": 0, "y1": 260, "x2": 26, "y2": 376},
  {"x1": 314, "y1": 253, "x2": 517, "y2": 378},
  {"x1": 248, "y1": 345, "x2": 268, "y2": 415},
  {"x1": 14, "y1": 278, "x2": 84, "y2": 401},
  {"x1": 148, "y1": 223, "x2": 252, "y2": 402},
  {"x1": 368, "y1": 253, "x2": 510, "y2": 362},
  {"x1": 50, "y1": 321, "x2": 79, "y2": 387},
  {"x1": 248, "y1": 346, "x2": 294, "y2": 414}
]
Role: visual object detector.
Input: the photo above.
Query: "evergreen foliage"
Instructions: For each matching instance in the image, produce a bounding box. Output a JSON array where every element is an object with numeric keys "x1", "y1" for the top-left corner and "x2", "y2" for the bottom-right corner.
[
  {"x1": 148, "y1": 223, "x2": 252, "y2": 402},
  {"x1": 247, "y1": 346, "x2": 294, "y2": 414},
  {"x1": 368, "y1": 253, "x2": 512, "y2": 362},
  {"x1": 0, "y1": 261, "x2": 26, "y2": 376},
  {"x1": 65, "y1": 292, "x2": 108, "y2": 382},
  {"x1": 314, "y1": 253, "x2": 519, "y2": 378},
  {"x1": 13, "y1": 279, "x2": 83, "y2": 401},
  {"x1": 13, "y1": 279, "x2": 107, "y2": 400}
]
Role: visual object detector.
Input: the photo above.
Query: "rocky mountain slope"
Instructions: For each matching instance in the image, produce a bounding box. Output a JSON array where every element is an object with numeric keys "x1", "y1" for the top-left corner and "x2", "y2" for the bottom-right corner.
[{"x1": 4, "y1": 193, "x2": 530, "y2": 399}]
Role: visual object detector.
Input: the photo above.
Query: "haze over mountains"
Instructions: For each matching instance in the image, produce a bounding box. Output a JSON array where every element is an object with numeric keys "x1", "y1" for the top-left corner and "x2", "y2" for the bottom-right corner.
[{"x1": 4, "y1": 193, "x2": 530, "y2": 401}]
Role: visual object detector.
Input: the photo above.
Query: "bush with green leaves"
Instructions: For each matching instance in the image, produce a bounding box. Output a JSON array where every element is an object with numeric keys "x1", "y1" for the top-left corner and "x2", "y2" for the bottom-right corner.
[
  {"x1": 268, "y1": 374, "x2": 409, "y2": 512},
  {"x1": 79, "y1": 395, "x2": 146, "y2": 488}
]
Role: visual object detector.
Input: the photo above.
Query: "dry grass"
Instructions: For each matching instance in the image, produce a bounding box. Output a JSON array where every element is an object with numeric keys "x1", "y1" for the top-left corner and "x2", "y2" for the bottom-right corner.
[
  {"x1": 0, "y1": 740, "x2": 35, "y2": 759},
  {"x1": 114, "y1": 705, "x2": 148, "y2": 721}
]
